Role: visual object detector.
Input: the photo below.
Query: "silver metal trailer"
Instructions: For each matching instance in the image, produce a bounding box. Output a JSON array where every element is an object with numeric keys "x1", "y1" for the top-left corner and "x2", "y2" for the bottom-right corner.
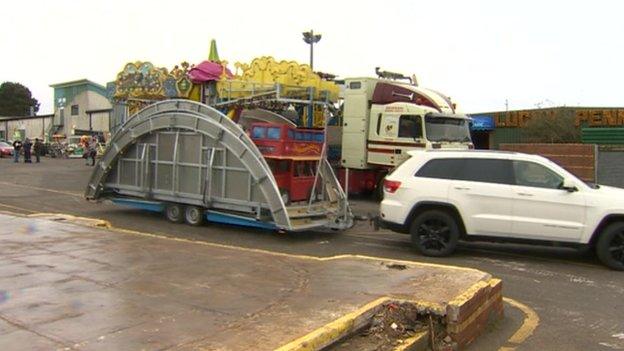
[{"x1": 85, "y1": 100, "x2": 353, "y2": 231}]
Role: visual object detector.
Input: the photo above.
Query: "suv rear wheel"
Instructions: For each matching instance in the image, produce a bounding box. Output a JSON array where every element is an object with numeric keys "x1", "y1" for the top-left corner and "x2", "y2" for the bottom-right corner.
[
  {"x1": 596, "y1": 222, "x2": 624, "y2": 271},
  {"x1": 410, "y1": 210, "x2": 460, "y2": 257}
]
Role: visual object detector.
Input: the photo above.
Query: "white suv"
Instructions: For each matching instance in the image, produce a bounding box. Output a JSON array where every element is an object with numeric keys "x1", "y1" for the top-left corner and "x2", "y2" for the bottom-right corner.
[{"x1": 378, "y1": 150, "x2": 624, "y2": 270}]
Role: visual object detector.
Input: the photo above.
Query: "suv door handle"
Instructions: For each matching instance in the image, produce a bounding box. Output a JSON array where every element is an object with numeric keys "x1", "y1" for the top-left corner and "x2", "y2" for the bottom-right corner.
[
  {"x1": 517, "y1": 192, "x2": 534, "y2": 197},
  {"x1": 454, "y1": 186, "x2": 471, "y2": 191}
]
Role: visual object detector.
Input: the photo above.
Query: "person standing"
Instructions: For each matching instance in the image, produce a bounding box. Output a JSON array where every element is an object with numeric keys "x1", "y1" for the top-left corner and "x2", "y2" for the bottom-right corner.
[
  {"x1": 33, "y1": 138, "x2": 43, "y2": 163},
  {"x1": 88, "y1": 136, "x2": 97, "y2": 166},
  {"x1": 82, "y1": 136, "x2": 90, "y2": 165},
  {"x1": 12, "y1": 139, "x2": 22, "y2": 163},
  {"x1": 23, "y1": 138, "x2": 32, "y2": 163}
]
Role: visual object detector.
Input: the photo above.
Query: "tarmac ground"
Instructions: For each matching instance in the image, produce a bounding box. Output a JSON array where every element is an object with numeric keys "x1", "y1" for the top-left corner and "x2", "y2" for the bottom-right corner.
[
  {"x1": 0, "y1": 212, "x2": 495, "y2": 350},
  {"x1": 0, "y1": 157, "x2": 623, "y2": 350}
]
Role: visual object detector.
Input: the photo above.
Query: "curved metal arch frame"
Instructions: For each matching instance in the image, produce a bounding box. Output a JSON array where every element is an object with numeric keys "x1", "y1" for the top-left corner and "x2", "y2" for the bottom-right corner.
[
  {"x1": 116, "y1": 100, "x2": 275, "y2": 181},
  {"x1": 85, "y1": 100, "x2": 291, "y2": 229}
]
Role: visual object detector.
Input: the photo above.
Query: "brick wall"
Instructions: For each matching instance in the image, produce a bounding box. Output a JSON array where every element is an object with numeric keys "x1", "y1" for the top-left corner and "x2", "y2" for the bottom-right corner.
[
  {"x1": 499, "y1": 143, "x2": 596, "y2": 182},
  {"x1": 447, "y1": 279, "x2": 504, "y2": 349}
]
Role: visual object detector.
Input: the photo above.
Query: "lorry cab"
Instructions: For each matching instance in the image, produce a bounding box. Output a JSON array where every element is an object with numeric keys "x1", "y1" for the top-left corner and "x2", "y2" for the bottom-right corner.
[
  {"x1": 341, "y1": 77, "x2": 472, "y2": 170},
  {"x1": 367, "y1": 103, "x2": 472, "y2": 166}
]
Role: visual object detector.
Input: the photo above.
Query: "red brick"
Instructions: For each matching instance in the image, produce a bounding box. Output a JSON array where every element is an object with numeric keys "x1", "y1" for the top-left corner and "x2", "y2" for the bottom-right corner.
[
  {"x1": 488, "y1": 279, "x2": 503, "y2": 299},
  {"x1": 446, "y1": 284, "x2": 489, "y2": 323},
  {"x1": 448, "y1": 296, "x2": 504, "y2": 349}
]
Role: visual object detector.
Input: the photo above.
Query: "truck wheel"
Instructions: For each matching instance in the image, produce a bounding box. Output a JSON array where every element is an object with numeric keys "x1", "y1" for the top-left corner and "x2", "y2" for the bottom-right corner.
[
  {"x1": 596, "y1": 222, "x2": 624, "y2": 271},
  {"x1": 373, "y1": 177, "x2": 385, "y2": 201},
  {"x1": 184, "y1": 206, "x2": 205, "y2": 226},
  {"x1": 410, "y1": 210, "x2": 459, "y2": 257},
  {"x1": 165, "y1": 204, "x2": 184, "y2": 223}
]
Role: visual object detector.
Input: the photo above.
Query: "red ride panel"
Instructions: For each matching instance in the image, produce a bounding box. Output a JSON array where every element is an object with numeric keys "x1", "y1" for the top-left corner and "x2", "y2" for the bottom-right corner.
[{"x1": 250, "y1": 123, "x2": 324, "y2": 202}]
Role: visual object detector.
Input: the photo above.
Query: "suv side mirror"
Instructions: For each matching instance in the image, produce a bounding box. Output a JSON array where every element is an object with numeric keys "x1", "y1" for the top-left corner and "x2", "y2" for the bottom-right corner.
[{"x1": 561, "y1": 178, "x2": 578, "y2": 192}]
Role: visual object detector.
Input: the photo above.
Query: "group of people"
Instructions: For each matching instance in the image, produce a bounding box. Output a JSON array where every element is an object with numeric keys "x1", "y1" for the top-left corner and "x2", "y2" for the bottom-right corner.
[
  {"x1": 12, "y1": 138, "x2": 43, "y2": 163},
  {"x1": 11, "y1": 136, "x2": 99, "y2": 165}
]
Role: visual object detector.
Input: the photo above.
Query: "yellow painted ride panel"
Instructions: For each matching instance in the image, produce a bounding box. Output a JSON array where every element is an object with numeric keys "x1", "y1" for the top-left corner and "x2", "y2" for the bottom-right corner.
[{"x1": 217, "y1": 56, "x2": 339, "y2": 102}]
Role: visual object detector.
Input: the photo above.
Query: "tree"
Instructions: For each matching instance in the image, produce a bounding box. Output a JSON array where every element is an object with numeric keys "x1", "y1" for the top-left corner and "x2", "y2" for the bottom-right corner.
[
  {"x1": 0, "y1": 82, "x2": 40, "y2": 116},
  {"x1": 523, "y1": 108, "x2": 581, "y2": 143}
]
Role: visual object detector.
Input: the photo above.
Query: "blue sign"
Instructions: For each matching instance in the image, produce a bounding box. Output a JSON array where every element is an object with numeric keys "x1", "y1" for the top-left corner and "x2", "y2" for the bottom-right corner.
[{"x1": 470, "y1": 115, "x2": 495, "y2": 131}]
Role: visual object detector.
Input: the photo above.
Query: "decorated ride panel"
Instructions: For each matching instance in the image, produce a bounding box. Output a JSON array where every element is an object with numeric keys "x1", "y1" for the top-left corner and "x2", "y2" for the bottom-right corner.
[
  {"x1": 250, "y1": 123, "x2": 323, "y2": 158},
  {"x1": 218, "y1": 56, "x2": 339, "y2": 102},
  {"x1": 108, "y1": 61, "x2": 198, "y2": 116},
  {"x1": 112, "y1": 61, "x2": 193, "y2": 99},
  {"x1": 107, "y1": 47, "x2": 338, "y2": 127}
]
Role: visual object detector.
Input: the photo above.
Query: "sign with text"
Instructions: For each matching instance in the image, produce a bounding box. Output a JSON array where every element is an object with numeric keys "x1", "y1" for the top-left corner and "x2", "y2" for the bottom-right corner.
[
  {"x1": 475, "y1": 108, "x2": 624, "y2": 128},
  {"x1": 575, "y1": 109, "x2": 624, "y2": 127}
]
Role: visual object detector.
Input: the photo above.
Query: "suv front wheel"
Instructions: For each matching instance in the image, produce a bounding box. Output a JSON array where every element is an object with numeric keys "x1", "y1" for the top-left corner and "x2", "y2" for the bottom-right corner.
[
  {"x1": 410, "y1": 210, "x2": 460, "y2": 257},
  {"x1": 596, "y1": 222, "x2": 624, "y2": 271}
]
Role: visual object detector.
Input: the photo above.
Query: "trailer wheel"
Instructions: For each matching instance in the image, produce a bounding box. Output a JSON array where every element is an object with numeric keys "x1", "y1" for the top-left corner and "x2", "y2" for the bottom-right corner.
[
  {"x1": 280, "y1": 189, "x2": 290, "y2": 206},
  {"x1": 165, "y1": 204, "x2": 184, "y2": 223},
  {"x1": 184, "y1": 206, "x2": 205, "y2": 226}
]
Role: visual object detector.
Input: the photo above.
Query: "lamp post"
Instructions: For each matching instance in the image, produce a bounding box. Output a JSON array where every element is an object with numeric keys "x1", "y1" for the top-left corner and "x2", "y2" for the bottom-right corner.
[{"x1": 302, "y1": 30, "x2": 322, "y2": 70}]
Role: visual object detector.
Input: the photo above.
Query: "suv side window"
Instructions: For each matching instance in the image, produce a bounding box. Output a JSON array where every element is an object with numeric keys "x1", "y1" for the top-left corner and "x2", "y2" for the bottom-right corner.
[
  {"x1": 513, "y1": 161, "x2": 563, "y2": 189},
  {"x1": 415, "y1": 158, "x2": 463, "y2": 180},
  {"x1": 456, "y1": 158, "x2": 514, "y2": 184}
]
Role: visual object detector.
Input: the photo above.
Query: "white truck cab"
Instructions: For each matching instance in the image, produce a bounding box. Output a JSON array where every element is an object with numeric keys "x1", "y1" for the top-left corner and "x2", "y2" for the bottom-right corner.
[{"x1": 341, "y1": 77, "x2": 472, "y2": 170}]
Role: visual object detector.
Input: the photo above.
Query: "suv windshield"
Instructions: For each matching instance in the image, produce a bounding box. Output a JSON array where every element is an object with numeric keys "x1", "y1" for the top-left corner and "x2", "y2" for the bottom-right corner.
[{"x1": 425, "y1": 116, "x2": 471, "y2": 142}]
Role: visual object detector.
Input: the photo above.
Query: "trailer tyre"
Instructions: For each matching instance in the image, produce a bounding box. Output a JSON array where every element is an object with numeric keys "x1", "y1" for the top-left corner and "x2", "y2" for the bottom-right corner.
[
  {"x1": 184, "y1": 206, "x2": 205, "y2": 226},
  {"x1": 165, "y1": 204, "x2": 184, "y2": 223},
  {"x1": 280, "y1": 189, "x2": 290, "y2": 206}
]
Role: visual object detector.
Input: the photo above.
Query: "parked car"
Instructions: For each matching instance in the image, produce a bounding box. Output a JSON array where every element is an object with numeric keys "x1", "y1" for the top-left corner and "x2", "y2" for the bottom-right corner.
[
  {"x1": 0, "y1": 141, "x2": 14, "y2": 157},
  {"x1": 378, "y1": 150, "x2": 624, "y2": 270}
]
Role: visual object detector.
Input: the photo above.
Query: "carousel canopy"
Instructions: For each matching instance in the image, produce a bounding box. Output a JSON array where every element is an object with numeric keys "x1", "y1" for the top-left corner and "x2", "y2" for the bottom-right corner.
[
  {"x1": 188, "y1": 39, "x2": 233, "y2": 83},
  {"x1": 188, "y1": 61, "x2": 233, "y2": 83}
]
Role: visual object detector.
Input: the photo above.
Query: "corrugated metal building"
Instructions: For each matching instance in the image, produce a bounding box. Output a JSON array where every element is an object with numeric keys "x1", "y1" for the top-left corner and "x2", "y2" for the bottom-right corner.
[{"x1": 0, "y1": 114, "x2": 54, "y2": 141}]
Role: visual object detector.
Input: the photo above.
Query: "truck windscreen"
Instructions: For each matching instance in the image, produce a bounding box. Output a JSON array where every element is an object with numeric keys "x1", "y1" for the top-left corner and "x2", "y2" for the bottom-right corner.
[{"x1": 425, "y1": 116, "x2": 471, "y2": 142}]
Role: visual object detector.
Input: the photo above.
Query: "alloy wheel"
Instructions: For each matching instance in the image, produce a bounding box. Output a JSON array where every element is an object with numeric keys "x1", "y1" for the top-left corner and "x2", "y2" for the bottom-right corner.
[
  {"x1": 608, "y1": 231, "x2": 624, "y2": 264},
  {"x1": 416, "y1": 220, "x2": 451, "y2": 252}
]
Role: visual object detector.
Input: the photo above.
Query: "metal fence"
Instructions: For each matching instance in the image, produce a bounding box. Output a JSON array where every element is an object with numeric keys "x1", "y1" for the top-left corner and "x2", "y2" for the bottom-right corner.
[{"x1": 597, "y1": 146, "x2": 624, "y2": 188}]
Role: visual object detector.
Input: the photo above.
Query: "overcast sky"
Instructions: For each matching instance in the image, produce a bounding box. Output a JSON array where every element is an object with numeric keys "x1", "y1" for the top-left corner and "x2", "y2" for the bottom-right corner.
[{"x1": 1, "y1": 0, "x2": 623, "y2": 114}]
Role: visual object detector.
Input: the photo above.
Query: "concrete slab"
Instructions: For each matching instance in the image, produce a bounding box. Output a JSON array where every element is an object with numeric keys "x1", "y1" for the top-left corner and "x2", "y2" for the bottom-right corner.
[{"x1": 0, "y1": 212, "x2": 497, "y2": 350}]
